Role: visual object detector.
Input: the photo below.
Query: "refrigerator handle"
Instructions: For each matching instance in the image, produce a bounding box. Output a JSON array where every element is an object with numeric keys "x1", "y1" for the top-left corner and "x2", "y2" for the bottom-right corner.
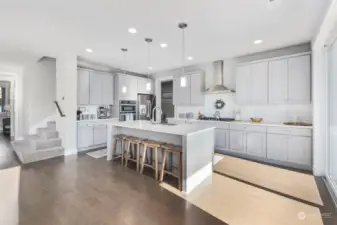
[{"x1": 146, "y1": 100, "x2": 151, "y2": 119}]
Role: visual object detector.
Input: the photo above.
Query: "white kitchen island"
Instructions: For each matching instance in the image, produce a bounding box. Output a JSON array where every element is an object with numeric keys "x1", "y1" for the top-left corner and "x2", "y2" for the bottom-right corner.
[{"x1": 106, "y1": 120, "x2": 216, "y2": 194}]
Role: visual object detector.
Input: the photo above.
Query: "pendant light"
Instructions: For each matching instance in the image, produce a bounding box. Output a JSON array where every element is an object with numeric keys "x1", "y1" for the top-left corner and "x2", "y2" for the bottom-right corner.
[
  {"x1": 179, "y1": 22, "x2": 188, "y2": 87},
  {"x1": 121, "y1": 48, "x2": 128, "y2": 93},
  {"x1": 145, "y1": 38, "x2": 153, "y2": 91}
]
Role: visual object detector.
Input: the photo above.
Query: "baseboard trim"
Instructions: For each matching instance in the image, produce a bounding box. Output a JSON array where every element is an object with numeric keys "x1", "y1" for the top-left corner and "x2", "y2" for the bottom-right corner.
[
  {"x1": 64, "y1": 148, "x2": 78, "y2": 156},
  {"x1": 184, "y1": 162, "x2": 212, "y2": 195}
]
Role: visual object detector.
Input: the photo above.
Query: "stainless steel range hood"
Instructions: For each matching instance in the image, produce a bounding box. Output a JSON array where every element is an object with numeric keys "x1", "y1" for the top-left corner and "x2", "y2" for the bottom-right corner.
[{"x1": 205, "y1": 60, "x2": 235, "y2": 94}]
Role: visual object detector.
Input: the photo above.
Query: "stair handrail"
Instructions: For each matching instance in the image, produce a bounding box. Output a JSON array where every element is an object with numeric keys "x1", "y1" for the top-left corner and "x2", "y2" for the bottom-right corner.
[{"x1": 53, "y1": 101, "x2": 66, "y2": 117}]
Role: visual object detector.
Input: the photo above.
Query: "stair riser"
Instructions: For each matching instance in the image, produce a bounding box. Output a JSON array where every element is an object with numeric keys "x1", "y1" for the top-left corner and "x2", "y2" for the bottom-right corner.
[
  {"x1": 47, "y1": 123, "x2": 56, "y2": 130},
  {"x1": 39, "y1": 131, "x2": 59, "y2": 140},
  {"x1": 32, "y1": 139, "x2": 62, "y2": 151},
  {"x1": 22, "y1": 149, "x2": 64, "y2": 164}
]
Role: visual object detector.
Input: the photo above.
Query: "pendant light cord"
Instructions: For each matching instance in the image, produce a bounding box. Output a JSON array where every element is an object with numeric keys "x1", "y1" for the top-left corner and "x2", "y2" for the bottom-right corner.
[
  {"x1": 181, "y1": 27, "x2": 185, "y2": 76},
  {"x1": 121, "y1": 48, "x2": 127, "y2": 76},
  {"x1": 147, "y1": 41, "x2": 151, "y2": 80}
]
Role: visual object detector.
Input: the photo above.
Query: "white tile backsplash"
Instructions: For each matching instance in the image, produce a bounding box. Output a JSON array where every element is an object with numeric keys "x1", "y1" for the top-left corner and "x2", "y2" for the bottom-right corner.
[{"x1": 175, "y1": 93, "x2": 312, "y2": 123}]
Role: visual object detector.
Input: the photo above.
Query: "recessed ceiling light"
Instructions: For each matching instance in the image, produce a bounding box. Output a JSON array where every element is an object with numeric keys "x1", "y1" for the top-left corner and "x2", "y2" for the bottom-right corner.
[
  {"x1": 86, "y1": 48, "x2": 93, "y2": 53},
  {"x1": 254, "y1": 40, "x2": 263, "y2": 44},
  {"x1": 187, "y1": 56, "x2": 193, "y2": 60},
  {"x1": 128, "y1": 28, "x2": 137, "y2": 34},
  {"x1": 148, "y1": 66, "x2": 153, "y2": 70},
  {"x1": 160, "y1": 43, "x2": 168, "y2": 48}
]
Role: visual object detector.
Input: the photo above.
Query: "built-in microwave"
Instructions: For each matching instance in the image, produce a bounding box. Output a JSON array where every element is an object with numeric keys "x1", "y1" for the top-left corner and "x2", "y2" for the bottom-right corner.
[{"x1": 119, "y1": 100, "x2": 137, "y2": 121}]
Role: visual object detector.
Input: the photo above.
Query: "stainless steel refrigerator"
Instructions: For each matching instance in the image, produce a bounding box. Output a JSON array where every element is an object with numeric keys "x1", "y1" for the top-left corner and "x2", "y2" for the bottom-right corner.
[{"x1": 137, "y1": 94, "x2": 156, "y2": 120}]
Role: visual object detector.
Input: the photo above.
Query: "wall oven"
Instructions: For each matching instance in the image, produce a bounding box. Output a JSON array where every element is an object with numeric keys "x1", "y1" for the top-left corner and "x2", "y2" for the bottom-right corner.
[{"x1": 119, "y1": 100, "x2": 137, "y2": 121}]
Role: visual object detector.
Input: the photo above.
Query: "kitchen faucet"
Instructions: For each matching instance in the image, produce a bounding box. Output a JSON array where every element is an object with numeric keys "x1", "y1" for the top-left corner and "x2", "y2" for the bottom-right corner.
[
  {"x1": 214, "y1": 111, "x2": 221, "y2": 120},
  {"x1": 152, "y1": 106, "x2": 163, "y2": 124}
]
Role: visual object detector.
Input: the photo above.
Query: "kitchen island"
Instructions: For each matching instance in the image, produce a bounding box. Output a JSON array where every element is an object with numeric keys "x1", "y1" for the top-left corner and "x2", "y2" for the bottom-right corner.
[{"x1": 107, "y1": 120, "x2": 215, "y2": 194}]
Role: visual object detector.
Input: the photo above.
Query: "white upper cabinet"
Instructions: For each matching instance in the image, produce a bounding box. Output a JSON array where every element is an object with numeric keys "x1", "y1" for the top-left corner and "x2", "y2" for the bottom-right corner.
[
  {"x1": 190, "y1": 72, "x2": 205, "y2": 105},
  {"x1": 137, "y1": 77, "x2": 154, "y2": 95},
  {"x1": 236, "y1": 62, "x2": 268, "y2": 105},
  {"x1": 77, "y1": 69, "x2": 90, "y2": 105},
  {"x1": 173, "y1": 72, "x2": 204, "y2": 106},
  {"x1": 288, "y1": 55, "x2": 311, "y2": 104},
  {"x1": 101, "y1": 74, "x2": 114, "y2": 105},
  {"x1": 236, "y1": 65, "x2": 251, "y2": 105},
  {"x1": 250, "y1": 62, "x2": 268, "y2": 105},
  {"x1": 89, "y1": 72, "x2": 103, "y2": 105},
  {"x1": 117, "y1": 74, "x2": 138, "y2": 100},
  {"x1": 269, "y1": 59, "x2": 288, "y2": 104}
]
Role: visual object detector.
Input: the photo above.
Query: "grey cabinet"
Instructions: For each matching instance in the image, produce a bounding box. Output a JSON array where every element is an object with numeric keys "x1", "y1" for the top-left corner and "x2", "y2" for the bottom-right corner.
[
  {"x1": 246, "y1": 132, "x2": 267, "y2": 157},
  {"x1": 101, "y1": 75, "x2": 114, "y2": 105},
  {"x1": 236, "y1": 62, "x2": 268, "y2": 105},
  {"x1": 77, "y1": 124, "x2": 94, "y2": 149},
  {"x1": 215, "y1": 129, "x2": 230, "y2": 150},
  {"x1": 117, "y1": 74, "x2": 138, "y2": 100},
  {"x1": 173, "y1": 72, "x2": 204, "y2": 106},
  {"x1": 93, "y1": 124, "x2": 107, "y2": 145},
  {"x1": 229, "y1": 131, "x2": 246, "y2": 154},
  {"x1": 267, "y1": 134, "x2": 287, "y2": 161},
  {"x1": 89, "y1": 72, "x2": 103, "y2": 105},
  {"x1": 287, "y1": 136, "x2": 311, "y2": 166},
  {"x1": 288, "y1": 55, "x2": 311, "y2": 104},
  {"x1": 268, "y1": 59, "x2": 288, "y2": 104},
  {"x1": 77, "y1": 69, "x2": 90, "y2": 105}
]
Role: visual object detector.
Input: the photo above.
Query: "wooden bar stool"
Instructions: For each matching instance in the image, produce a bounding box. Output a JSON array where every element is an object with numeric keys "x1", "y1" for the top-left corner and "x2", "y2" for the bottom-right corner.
[
  {"x1": 124, "y1": 136, "x2": 143, "y2": 171},
  {"x1": 160, "y1": 144, "x2": 183, "y2": 191},
  {"x1": 112, "y1": 134, "x2": 127, "y2": 165},
  {"x1": 140, "y1": 140, "x2": 164, "y2": 180}
]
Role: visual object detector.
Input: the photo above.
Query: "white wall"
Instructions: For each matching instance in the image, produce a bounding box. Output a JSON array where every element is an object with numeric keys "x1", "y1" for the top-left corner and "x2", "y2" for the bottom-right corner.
[
  {"x1": 23, "y1": 58, "x2": 56, "y2": 135},
  {"x1": 312, "y1": 0, "x2": 337, "y2": 176},
  {"x1": 154, "y1": 44, "x2": 312, "y2": 123},
  {"x1": 56, "y1": 54, "x2": 77, "y2": 155}
]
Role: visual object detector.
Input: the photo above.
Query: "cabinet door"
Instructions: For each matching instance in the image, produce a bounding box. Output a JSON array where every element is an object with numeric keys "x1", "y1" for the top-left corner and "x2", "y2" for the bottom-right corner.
[
  {"x1": 229, "y1": 131, "x2": 246, "y2": 154},
  {"x1": 101, "y1": 75, "x2": 114, "y2": 105},
  {"x1": 250, "y1": 62, "x2": 268, "y2": 105},
  {"x1": 236, "y1": 66, "x2": 251, "y2": 105},
  {"x1": 173, "y1": 77, "x2": 180, "y2": 105},
  {"x1": 179, "y1": 75, "x2": 191, "y2": 105},
  {"x1": 93, "y1": 125, "x2": 107, "y2": 145},
  {"x1": 287, "y1": 136, "x2": 312, "y2": 166},
  {"x1": 89, "y1": 72, "x2": 102, "y2": 105},
  {"x1": 246, "y1": 132, "x2": 267, "y2": 158},
  {"x1": 267, "y1": 134, "x2": 287, "y2": 161},
  {"x1": 128, "y1": 75, "x2": 138, "y2": 100},
  {"x1": 190, "y1": 73, "x2": 204, "y2": 105},
  {"x1": 118, "y1": 75, "x2": 137, "y2": 100},
  {"x1": 288, "y1": 55, "x2": 311, "y2": 104},
  {"x1": 269, "y1": 59, "x2": 288, "y2": 104},
  {"x1": 77, "y1": 124, "x2": 94, "y2": 148},
  {"x1": 137, "y1": 78, "x2": 146, "y2": 94},
  {"x1": 215, "y1": 129, "x2": 230, "y2": 150},
  {"x1": 77, "y1": 69, "x2": 90, "y2": 105}
]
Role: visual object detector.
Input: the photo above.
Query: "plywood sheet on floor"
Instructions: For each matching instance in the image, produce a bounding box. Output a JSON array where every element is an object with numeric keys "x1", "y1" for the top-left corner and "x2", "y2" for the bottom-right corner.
[
  {"x1": 213, "y1": 155, "x2": 323, "y2": 206},
  {"x1": 161, "y1": 173, "x2": 323, "y2": 225}
]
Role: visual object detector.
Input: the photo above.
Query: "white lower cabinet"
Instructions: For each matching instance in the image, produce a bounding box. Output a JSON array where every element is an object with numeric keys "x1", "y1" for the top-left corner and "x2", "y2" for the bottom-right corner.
[
  {"x1": 93, "y1": 124, "x2": 107, "y2": 145},
  {"x1": 229, "y1": 131, "x2": 246, "y2": 154},
  {"x1": 287, "y1": 136, "x2": 312, "y2": 166},
  {"x1": 267, "y1": 133, "x2": 312, "y2": 166},
  {"x1": 77, "y1": 124, "x2": 94, "y2": 149},
  {"x1": 246, "y1": 132, "x2": 267, "y2": 158},
  {"x1": 77, "y1": 123, "x2": 107, "y2": 150},
  {"x1": 267, "y1": 134, "x2": 288, "y2": 161},
  {"x1": 215, "y1": 129, "x2": 230, "y2": 150}
]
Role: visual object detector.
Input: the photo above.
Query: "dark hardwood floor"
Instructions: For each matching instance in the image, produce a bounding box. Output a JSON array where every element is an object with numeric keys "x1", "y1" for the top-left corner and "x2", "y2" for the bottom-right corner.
[{"x1": 19, "y1": 155, "x2": 227, "y2": 225}]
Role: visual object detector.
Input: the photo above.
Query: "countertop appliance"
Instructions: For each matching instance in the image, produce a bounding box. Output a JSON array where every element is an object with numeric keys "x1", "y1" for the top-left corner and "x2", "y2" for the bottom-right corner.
[
  {"x1": 137, "y1": 94, "x2": 156, "y2": 121},
  {"x1": 198, "y1": 116, "x2": 235, "y2": 122},
  {"x1": 119, "y1": 100, "x2": 137, "y2": 121},
  {"x1": 97, "y1": 106, "x2": 111, "y2": 119}
]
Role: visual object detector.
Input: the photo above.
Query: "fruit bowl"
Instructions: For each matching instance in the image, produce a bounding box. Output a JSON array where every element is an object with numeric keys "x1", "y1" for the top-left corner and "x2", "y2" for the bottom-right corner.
[{"x1": 250, "y1": 117, "x2": 263, "y2": 123}]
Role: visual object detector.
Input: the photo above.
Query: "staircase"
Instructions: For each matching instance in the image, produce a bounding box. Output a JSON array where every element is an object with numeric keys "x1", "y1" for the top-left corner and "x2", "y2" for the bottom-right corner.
[{"x1": 12, "y1": 121, "x2": 64, "y2": 164}]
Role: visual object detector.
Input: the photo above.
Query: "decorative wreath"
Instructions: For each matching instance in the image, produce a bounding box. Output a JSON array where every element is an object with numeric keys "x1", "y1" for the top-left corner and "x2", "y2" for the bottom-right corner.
[{"x1": 215, "y1": 99, "x2": 225, "y2": 109}]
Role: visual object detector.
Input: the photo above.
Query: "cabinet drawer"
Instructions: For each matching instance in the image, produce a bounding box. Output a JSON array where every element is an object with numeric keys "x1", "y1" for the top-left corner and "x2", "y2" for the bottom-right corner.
[
  {"x1": 267, "y1": 127, "x2": 312, "y2": 137},
  {"x1": 230, "y1": 124, "x2": 266, "y2": 132}
]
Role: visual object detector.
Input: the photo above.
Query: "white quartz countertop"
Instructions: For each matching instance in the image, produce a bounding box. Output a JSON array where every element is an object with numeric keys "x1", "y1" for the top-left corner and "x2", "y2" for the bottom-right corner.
[
  {"x1": 77, "y1": 118, "x2": 119, "y2": 123},
  {"x1": 110, "y1": 120, "x2": 216, "y2": 136},
  {"x1": 172, "y1": 118, "x2": 313, "y2": 129}
]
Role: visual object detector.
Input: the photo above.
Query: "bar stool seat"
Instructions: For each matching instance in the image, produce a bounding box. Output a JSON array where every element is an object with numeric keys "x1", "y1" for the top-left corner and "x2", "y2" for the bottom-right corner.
[
  {"x1": 124, "y1": 136, "x2": 143, "y2": 171},
  {"x1": 112, "y1": 134, "x2": 127, "y2": 165},
  {"x1": 160, "y1": 144, "x2": 183, "y2": 191},
  {"x1": 140, "y1": 139, "x2": 165, "y2": 180}
]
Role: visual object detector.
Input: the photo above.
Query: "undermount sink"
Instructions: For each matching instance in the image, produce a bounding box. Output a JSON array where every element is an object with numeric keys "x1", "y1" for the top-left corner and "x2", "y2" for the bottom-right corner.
[{"x1": 283, "y1": 122, "x2": 312, "y2": 126}]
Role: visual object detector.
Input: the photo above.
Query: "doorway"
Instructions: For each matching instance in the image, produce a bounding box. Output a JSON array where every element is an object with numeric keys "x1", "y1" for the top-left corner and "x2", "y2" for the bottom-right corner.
[{"x1": 161, "y1": 80, "x2": 174, "y2": 118}]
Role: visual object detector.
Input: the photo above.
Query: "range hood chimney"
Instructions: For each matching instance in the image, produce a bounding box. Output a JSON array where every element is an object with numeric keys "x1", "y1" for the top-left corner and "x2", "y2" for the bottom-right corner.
[{"x1": 205, "y1": 60, "x2": 234, "y2": 94}]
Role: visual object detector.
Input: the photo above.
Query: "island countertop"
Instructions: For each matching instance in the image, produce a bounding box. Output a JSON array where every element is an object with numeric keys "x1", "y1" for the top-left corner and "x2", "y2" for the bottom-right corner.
[{"x1": 109, "y1": 120, "x2": 215, "y2": 136}]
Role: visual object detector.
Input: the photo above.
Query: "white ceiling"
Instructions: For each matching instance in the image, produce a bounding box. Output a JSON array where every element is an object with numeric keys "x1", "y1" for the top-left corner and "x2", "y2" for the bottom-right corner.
[{"x1": 0, "y1": 0, "x2": 331, "y2": 73}]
